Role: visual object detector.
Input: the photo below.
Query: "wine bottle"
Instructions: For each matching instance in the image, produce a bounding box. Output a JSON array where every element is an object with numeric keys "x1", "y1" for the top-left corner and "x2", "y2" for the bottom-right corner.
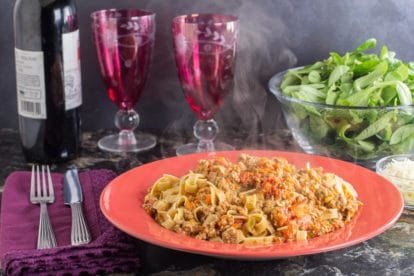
[{"x1": 13, "y1": 0, "x2": 82, "y2": 163}]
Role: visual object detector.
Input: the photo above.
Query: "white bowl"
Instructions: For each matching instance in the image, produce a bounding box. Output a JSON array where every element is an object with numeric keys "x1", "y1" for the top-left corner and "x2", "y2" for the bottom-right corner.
[{"x1": 376, "y1": 154, "x2": 414, "y2": 210}]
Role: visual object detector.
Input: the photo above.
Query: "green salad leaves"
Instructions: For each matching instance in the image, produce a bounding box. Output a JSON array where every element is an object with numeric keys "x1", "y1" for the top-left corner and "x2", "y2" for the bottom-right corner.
[
  {"x1": 279, "y1": 38, "x2": 414, "y2": 165},
  {"x1": 281, "y1": 38, "x2": 414, "y2": 107}
]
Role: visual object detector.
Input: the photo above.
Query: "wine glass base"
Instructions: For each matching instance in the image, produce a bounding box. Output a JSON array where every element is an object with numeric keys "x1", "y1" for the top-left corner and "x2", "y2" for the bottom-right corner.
[
  {"x1": 98, "y1": 132, "x2": 156, "y2": 153},
  {"x1": 176, "y1": 141, "x2": 234, "y2": 156}
]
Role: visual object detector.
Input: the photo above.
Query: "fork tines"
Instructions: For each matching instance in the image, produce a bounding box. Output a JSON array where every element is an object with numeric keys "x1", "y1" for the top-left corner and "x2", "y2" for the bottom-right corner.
[{"x1": 31, "y1": 165, "x2": 54, "y2": 202}]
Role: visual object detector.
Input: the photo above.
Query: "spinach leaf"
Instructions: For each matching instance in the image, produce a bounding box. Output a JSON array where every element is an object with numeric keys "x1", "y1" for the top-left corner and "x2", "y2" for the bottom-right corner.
[
  {"x1": 353, "y1": 61, "x2": 388, "y2": 92},
  {"x1": 354, "y1": 111, "x2": 395, "y2": 141},
  {"x1": 390, "y1": 124, "x2": 414, "y2": 145}
]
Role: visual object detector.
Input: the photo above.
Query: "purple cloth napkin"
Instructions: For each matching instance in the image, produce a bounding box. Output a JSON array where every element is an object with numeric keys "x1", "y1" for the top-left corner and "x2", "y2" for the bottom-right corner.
[{"x1": 0, "y1": 169, "x2": 140, "y2": 275}]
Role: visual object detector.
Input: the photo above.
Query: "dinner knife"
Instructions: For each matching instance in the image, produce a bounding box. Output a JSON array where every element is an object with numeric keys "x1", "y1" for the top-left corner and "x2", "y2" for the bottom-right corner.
[{"x1": 63, "y1": 167, "x2": 91, "y2": 245}]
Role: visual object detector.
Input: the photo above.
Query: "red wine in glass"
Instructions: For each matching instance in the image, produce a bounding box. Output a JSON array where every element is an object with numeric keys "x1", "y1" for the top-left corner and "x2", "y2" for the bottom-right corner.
[
  {"x1": 172, "y1": 14, "x2": 239, "y2": 155},
  {"x1": 96, "y1": 31, "x2": 153, "y2": 110},
  {"x1": 177, "y1": 43, "x2": 236, "y2": 120},
  {"x1": 91, "y1": 9, "x2": 156, "y2": 152}
]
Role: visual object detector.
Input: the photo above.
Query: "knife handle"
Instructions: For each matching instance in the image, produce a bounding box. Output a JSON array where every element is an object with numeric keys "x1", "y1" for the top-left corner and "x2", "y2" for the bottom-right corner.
[{"x1": 70, "y1": 203, "x2": 91, "y2": 246}]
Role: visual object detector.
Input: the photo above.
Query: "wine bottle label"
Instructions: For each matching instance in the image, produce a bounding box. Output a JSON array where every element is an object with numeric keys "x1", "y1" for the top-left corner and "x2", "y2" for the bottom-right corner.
[
  {"x1": 15, "y1": 48, "x2": 47, "y2": 119},
  {"x1": 62, "y1": 29, "x2": 82, "y2": 110}
]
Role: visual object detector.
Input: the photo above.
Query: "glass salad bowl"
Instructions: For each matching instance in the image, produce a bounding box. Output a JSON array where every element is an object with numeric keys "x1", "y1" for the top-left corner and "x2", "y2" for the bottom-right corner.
[{"x1": 269, "y1": 69, "x2": 414, "y2": 169}]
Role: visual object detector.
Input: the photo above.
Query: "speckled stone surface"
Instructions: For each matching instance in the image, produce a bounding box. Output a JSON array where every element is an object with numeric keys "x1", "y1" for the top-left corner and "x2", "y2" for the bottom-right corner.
[{"x1": 0, "y1": 128, "x2": 413, "y2": 275}]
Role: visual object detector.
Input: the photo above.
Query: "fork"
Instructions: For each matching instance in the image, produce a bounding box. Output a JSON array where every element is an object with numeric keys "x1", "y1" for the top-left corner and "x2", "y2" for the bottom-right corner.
[{"x1": 30, "y1": 165, "x2": 57, "y2": 249}]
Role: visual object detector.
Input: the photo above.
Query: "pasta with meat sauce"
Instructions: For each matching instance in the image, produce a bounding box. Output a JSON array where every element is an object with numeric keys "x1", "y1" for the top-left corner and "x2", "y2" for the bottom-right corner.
[{"x1": 143, "y1": 154, "x2": 361, "y2": 244}]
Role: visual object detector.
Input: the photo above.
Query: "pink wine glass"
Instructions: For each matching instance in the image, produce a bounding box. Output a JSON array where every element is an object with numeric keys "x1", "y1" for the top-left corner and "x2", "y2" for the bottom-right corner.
[
  {"x1": 172, "y1": 13, "x2": 239, "y2": 155},
  {"x1": 91, "y1": 9, "x2": 156, "y2": 152}
]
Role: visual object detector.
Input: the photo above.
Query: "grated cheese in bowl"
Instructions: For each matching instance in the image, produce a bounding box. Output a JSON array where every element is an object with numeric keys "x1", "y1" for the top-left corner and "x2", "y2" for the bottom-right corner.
[{"x1": 376, "y1": 154, "x2": 414, "y2": 209}]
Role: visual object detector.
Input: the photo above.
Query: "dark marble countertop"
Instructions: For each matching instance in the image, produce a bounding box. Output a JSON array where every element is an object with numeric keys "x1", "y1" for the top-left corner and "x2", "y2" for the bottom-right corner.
[{"x1": 0, "y1": 128, "x2": 413, "y2": 275}]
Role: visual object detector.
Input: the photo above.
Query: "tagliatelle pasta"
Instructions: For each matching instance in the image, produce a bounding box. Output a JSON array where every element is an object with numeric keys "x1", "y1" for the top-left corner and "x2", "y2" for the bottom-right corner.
[{"x1": 143, "y1": 154, "x2": 361, "y2": 244}]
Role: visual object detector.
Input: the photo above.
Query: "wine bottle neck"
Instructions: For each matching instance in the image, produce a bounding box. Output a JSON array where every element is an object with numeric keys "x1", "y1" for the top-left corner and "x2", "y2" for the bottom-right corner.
[{"x1": 39, "y1": 0, "x2": 58, "y2": 7}]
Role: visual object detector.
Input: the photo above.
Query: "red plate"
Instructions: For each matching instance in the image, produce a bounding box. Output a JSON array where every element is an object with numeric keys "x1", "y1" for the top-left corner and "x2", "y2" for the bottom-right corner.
[{"x1": 100, "y1": 150, "x2": 403, "y2": 260}]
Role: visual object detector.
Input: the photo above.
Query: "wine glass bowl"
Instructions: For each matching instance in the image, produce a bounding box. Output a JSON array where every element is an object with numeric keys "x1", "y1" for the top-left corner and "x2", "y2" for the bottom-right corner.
[
  {"x1": 91, "y1": 9, "x2": 156, "y2": 153},
  {"x1": 172, "y1": 13, "x2": 239, "y2": 155}
]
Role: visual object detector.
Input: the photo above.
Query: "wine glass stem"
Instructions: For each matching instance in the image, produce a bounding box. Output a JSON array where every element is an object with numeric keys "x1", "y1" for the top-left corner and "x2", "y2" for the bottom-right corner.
[
  {"x1": 118, "y1": 129, "x2": 137, "y2": 146},
  {"x1": 193, "y1": 119, "x2": 219, "y2": 152},
  {"x1": 115, "y1": 108, "x2": 140, "y2": 146},
  {"x1": 197, "y1": 139, "x2": 215, "y2": 152}
]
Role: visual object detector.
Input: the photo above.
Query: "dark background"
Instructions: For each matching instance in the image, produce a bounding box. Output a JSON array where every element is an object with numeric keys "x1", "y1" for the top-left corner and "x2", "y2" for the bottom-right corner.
[{"x1": 1, "y1": 0, "x2": 413, "y2": 138}]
